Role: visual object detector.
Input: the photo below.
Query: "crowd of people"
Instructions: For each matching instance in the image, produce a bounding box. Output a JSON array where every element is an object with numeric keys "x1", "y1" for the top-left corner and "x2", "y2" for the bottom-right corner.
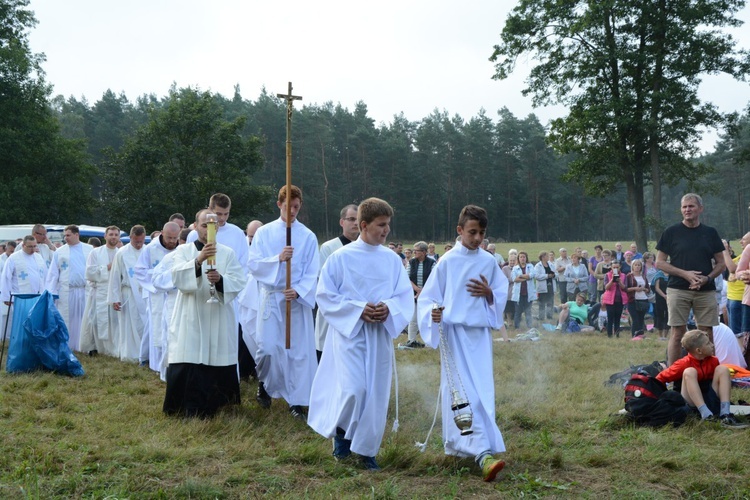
[{"x1": 2, "y1": 191, "x2": 750, "y2": 471}]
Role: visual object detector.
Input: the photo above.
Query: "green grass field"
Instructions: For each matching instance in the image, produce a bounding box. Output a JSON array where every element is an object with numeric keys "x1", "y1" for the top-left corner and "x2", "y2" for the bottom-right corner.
[{"x1": 1, "y1": 325, "x2": 749, "y2": 499}]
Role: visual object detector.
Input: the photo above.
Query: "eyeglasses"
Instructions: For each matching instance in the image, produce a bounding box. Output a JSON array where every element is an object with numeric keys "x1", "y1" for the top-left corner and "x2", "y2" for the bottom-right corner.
[{"x1": 343, "y1": 217, "x2": 357, "y2": 222}]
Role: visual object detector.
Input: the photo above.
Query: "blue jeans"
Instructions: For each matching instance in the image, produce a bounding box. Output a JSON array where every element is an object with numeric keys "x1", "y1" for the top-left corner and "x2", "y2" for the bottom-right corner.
[
  {"x1": 514, "y1": 296, "x2": 533, "y2": 329},
  {"x1": 728, "y1": 299, "x2": 743, "y2": 334},
  {"x1": 744, "y1": 304, "x2": 750, "y2": 333}
]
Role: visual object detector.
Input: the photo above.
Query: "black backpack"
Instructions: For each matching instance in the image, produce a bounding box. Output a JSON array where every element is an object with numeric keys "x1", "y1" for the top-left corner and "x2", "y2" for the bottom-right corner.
[
  {"x1": 607, "y1": 360, "x2": 665, "y2": 387},
  {"x1": 623, "y1": 369, "x2": 689, "y2": 427}
]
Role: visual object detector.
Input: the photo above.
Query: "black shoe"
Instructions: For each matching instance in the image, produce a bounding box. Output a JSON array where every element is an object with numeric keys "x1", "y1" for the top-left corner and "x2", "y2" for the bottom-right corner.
[
  {"x1": 289, "y1": 405, "x2": 307, "y2": 421},
  {"x1": 398, "y1": 339, "x2": 425, "y2": 350},
  {"x1": 333, "y1": 429, "x2": 352, "y2": 460},
  {"x1": 256, "y1": 382, "x2": 271, "y2": 409},
  {"x1": 88, "y1": 350, "x2": 98, "y2": 357},
  {"x1": 360, "y1": 455, "x2": 381, "y2": 471},
  {"x1": 720, "y1": 413, "x2": 750, "y2": 429}
]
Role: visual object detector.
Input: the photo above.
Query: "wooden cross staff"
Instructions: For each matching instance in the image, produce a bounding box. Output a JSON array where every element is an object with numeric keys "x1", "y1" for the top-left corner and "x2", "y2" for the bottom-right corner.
[{"x1": 277, "y1": 82, "x2": 302, "y2": 350}]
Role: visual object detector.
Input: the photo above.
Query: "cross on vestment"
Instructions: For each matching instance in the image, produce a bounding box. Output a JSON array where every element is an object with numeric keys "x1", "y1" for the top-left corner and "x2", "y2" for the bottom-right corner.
[
  {"x1": 128, "y1": 267, "x2": 135, "y2": 278},
  {"x1": 19, "y1": 271, "x2": 28, "y2": 280},
  {"x1": 60, "y1": 260, "x2": 68, "y2": 270},
  {"x1": 152, "y1": 259, "x2": 160, "y2": 268}
]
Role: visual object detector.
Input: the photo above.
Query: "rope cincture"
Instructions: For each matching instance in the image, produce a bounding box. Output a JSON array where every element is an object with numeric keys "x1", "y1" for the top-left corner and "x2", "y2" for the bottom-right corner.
[{"x1": 416, "y1": 302, "x2": 474, "y2": 451}]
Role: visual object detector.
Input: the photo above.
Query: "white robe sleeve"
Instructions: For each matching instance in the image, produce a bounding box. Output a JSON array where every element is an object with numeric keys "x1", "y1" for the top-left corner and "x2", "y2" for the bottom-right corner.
[
  {"x1": 152, "y1": 254, "x2": 176, "y2": 293},
  {"x1": 292, "y1": 233, "x2": 320, "y2": 309},
  {"x1": 0, "y1": 258, "x2": 15, "y2": 302},
  {"x1": 315, "y1": 258, "x2": 368, "y2": 339},
  {"x1": 171, "y1": 249, "x2": 201, "y2": 294},
  {"x1": 417, "y1": 263, "x2": 446, "y2": 349},
  {"x1": 85, "y1": 249, "x2": 107, "y2": 283},
  {"x1": 135, "y1": 246, "x2": 156, "y2": 294},
  {"x1": 46, "y1": 252, "x2": 60, "y2": 295},
  {"x1": 107, "y1": 252, "x2": 125, "y2": 304}
]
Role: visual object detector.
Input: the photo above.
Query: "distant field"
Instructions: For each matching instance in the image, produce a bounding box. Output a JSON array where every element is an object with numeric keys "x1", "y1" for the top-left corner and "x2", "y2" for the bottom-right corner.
[{"x1": 399, "y1": 241, "x2": 659, "y2": 261}]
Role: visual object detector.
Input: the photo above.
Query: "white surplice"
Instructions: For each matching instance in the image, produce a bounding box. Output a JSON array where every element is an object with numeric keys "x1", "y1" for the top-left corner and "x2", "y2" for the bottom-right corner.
[
  {"x1": 417, "y1": 242, "x2": 508, "y2": 458},
  {"x1": 80, "y1": 246, "x2": 119, "y2": 356},
  {"x1": 237, "y1": 273, "x2": 260, "y2": 362},
  {"x1": 168, "y1": 242, "x2": 246, "y2": 366},
  {"x1": 308, "y1": 239, "x2": 412, "y2": 457},
  {"x1": 135, "y1": 237, "x2": 175, "y2": 372},
  {"x1": 247, "y1": 218, "x2": 320, "y2": 406},
  {"x1": 108, "y1": 244, "x2": 146, "y2": 362},
  {"x1": 187, "y1": 222, "x2": 248, "y2": 272},
  {"x1": 152, "y1": 250, "x2": 180, "y2": 381},
  {"x1": 314, "y1": 236, "x2": 346, "y2": 352},
  {"x1": 46, "y1": 242, "x2": 93, "y2": 351}
]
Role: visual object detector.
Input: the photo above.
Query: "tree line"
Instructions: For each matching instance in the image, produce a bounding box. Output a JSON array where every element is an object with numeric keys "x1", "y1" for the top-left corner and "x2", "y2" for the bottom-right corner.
[{"x1": 3, "y1": 0, "x2": 750, "y2": 246}]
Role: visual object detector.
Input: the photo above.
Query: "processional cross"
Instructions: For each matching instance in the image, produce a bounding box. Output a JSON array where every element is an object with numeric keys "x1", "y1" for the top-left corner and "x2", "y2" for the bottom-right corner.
[{"x1": 277, "y1": 82, "x2": 302, "y2": 350}]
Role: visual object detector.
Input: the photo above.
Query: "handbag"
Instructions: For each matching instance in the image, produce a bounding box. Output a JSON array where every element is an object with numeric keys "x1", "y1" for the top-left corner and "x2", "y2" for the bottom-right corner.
[{"x1": 635, "y1": 300, "x2": 650, "y2": 313}]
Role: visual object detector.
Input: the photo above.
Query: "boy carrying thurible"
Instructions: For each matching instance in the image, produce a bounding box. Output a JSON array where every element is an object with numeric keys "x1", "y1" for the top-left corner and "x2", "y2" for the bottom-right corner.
[{"x1": 417, "y1": 204, "x2": 509, "y2": 482}]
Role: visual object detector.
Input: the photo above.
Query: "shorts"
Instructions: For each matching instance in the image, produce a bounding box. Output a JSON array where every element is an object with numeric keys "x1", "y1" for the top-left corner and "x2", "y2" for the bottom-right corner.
[
  {"x1": 666, "y1": 288, "x2": 719, "y2": 327},
  {"x1": 698, "y1": 381, "x2": 721, "y2": 416}
]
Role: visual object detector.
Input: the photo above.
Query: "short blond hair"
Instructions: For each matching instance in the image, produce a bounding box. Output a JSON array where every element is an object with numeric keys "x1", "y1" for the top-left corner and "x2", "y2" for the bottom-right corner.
[{"x1": 682, "y1": 329, "x2": 710, "y2": 352}]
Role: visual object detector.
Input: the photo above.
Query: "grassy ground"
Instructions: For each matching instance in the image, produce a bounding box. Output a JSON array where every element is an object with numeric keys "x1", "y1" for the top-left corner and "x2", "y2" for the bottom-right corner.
[{"x1": 1, "y1": 324, "x2": 749, "y2": 499}]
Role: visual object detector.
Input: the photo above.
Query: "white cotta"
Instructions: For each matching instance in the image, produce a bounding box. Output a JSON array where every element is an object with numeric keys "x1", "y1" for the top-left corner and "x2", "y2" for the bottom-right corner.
[{"x1": 168, "y1": 242, "x2": 246, "y2": 366}]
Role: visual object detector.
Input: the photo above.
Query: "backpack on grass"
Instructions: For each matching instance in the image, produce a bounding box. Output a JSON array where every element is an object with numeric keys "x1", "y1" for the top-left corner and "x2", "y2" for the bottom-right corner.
[
  {"x1": 623, "y1": 369, "x2": 689, "y2": 427},
  {"x1": 606, "y1": 360, "x2": 665, "y2": 387}
]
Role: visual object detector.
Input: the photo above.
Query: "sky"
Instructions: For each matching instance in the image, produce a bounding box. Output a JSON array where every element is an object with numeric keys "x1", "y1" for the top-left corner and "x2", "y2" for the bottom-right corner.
[{"x1": 27, "y1": 0, "x2": 750, "y2": 152}]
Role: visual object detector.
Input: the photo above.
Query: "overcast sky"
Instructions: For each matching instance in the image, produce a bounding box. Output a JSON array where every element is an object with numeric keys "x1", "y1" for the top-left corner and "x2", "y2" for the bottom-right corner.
[{"x1": 28, "y1": 0, "x2": 750, "y2": 152}]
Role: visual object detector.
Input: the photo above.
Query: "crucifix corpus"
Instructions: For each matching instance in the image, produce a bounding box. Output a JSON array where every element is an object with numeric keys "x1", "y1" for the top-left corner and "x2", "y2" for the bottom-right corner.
[{"x1": 277, "y1": 82, "x2": 302, "y2": 350}]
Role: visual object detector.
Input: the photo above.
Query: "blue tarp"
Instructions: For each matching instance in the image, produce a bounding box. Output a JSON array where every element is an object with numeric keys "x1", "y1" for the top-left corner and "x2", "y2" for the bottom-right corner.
[{"x1": 5, "y1": 292, "x2": 84, "y2": 376}]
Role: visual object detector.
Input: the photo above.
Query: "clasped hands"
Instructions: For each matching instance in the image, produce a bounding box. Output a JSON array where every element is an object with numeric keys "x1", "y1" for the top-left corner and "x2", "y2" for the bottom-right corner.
[
  {"x1": 685, "y1": 270, "x2": 710, "y2": 290},
  {"x1": 361, "y1": 302, "x2": 389, "y2": 323}
]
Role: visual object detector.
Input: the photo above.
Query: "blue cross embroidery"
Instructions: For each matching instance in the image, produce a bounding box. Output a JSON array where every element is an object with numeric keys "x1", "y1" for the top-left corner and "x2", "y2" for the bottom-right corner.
[
  {"x1": 128, "y1": 267, "x2": 135, "y2": 278},
  {"x1": 60, "y1": 260, "x2": 69, "y2": 270},
  {"x1": 152, "y1": 259, "x2": 160, "y2": 268},
  {"x1": 19, "y1": 271, "x2": 28, "y2": 280}
]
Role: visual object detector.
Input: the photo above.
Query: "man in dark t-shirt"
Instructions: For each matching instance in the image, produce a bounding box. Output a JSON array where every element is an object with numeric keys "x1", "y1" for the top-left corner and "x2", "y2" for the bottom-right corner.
[{"x1": 656, "y1": 193, "x2": 725, "y2": 366}]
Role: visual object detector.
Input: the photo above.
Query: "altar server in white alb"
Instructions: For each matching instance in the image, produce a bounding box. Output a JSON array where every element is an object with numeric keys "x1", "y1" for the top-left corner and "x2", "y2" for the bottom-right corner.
[
  {"x1": 80, "y1": 226, "x2": 121, "y2": 356},
  {"x1": 417, "y1": 204, "x2": 508, "y2": 483},
  {"x1": 135, "y1": 221, "x2": 180, "y2": 373},
  {"x1": 237, "y1": 221, "x2": 263, "y2": 376},
  {"x1": 1, "y1": 235, "x2": 48, "y2": 337},
  {"x1": 308, "y1": 198, "x2": 413, "y2": 471},
  {"x1": 163, "y1": 209, "x2": 247, "y2": 418},
  {"x1": 247, "y1": 185, "x2": 320, "y2": 420},
  {"x1": 46, "y1": 225, "x2": 93, "y2": 351},
  {"x1": 108, "y1": 225, "x2": 148, "y2": 363},
  {"x1": 151, "y1": 245, "x2": 182, "y2": 382},
  {"x1": 313, "y1": 204, "x2": 359, "y2": 361}
]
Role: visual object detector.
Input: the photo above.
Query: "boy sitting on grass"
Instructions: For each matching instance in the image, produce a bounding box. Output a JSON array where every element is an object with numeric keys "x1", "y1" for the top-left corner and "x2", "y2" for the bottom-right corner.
[
  {"x1": 655, "y1": 329, "x2": 748, "y2": 428},
  {"x1": 417, "y1": 205, "x2": 509, "y2": 482}
]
